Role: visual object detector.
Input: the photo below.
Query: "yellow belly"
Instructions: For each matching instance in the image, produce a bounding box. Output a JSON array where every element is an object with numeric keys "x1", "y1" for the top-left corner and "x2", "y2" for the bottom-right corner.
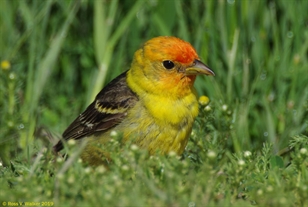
[
  {"x1": 81, "y1": 92, "x2": 199, "y2": 165},
  {"x1": 121, "y1": 94, "x2": 198, "y2": 154}
]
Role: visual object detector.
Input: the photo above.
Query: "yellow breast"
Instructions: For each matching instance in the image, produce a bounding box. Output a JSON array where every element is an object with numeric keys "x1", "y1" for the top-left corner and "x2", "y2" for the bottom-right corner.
[{"x1": 118, "y1": 91, "x2": 199, "y2": 155}]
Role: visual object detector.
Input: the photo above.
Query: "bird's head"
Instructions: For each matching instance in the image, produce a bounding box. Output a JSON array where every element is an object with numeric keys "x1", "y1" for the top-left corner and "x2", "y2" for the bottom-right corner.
[{"x1": 128, "y1": 36, "x2": 214, "y2": 97}]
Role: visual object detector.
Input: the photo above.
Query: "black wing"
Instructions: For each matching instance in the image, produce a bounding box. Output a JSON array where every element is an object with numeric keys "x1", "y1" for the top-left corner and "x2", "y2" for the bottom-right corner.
[{"x1": 53, "y1": 71, "x2": 138, "y2": 152}]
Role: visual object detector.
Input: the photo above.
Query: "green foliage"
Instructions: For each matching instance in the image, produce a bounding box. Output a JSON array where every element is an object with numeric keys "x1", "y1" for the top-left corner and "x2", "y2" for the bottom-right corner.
[
  {"x1": 0, "y1": 0, "x2": 307, "y2": 205},
  {"x1": 0, "y1": 134, "x2": 307, "y2": 206}
]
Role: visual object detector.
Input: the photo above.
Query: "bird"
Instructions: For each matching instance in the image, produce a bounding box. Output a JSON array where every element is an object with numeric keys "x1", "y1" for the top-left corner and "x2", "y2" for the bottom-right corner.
[{"x1": 53, "y1": 36, "x2": 215, "y2": 165}]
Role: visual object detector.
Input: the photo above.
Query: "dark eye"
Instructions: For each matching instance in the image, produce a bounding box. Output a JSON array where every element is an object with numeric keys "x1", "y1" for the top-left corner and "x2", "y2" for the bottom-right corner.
[{"x1": 162, "y1": 60, "x2": 175, "y2": 69}]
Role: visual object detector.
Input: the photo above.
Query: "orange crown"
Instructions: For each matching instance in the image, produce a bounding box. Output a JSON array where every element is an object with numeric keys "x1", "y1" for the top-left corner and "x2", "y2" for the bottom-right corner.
[{"x1": 143, "y1": 36, "x2": 198, "y2": 65}]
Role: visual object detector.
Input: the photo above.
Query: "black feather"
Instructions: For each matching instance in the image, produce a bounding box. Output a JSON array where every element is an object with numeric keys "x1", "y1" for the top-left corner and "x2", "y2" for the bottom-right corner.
[{"x1": 53, "y1": 71, "x2": 138, "y2": 152}]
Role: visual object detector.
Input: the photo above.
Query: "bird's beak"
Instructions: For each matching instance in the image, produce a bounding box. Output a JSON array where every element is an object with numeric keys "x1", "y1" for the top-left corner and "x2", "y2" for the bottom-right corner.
[{"x1": 185, "y1": 59, "x2": 215, "y2": 76}]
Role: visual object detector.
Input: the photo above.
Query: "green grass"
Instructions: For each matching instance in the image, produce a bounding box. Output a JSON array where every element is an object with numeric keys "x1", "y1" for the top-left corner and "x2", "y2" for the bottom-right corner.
[{"x1": 0, "y1": 0, "x2": 307, "y2": 206}]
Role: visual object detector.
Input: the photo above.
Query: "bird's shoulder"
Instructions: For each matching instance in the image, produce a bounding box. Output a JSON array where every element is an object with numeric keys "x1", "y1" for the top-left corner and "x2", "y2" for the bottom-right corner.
[{"x1": 53, "y1": 71, "x2": 138, "y2": 152}]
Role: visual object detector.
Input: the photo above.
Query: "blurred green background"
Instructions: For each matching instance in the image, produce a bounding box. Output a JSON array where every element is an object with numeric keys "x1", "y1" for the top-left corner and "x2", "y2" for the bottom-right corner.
[{"x1": 0, "y1": 0, "x2": 307, "y2": 205}]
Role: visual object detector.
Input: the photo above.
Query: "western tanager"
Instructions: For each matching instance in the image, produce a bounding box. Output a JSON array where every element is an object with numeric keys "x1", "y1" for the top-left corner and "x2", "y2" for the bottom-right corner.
[{"x1": 53, "y1": 36, "x2": 215, "y2": 165}]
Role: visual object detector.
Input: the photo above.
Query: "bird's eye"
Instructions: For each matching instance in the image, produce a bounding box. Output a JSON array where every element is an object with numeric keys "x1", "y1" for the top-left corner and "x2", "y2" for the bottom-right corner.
[{"x1": 162, "y1": 60, "x2": 175, "y2": 69}]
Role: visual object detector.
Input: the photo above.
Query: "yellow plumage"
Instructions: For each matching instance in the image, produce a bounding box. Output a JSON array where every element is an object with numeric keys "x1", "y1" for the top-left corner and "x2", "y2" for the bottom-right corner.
[{"x1": 53, "y1": 36, "x2": 214, "y2": 165}]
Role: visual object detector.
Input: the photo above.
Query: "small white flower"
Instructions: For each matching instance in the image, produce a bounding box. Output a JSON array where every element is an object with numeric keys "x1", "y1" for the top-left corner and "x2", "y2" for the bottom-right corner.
[
  {"x1": 204, "y1": 105, "x2": 211, "y2": 112},
  {"x1": 168, "y1": 151, "x2": 177, "y2": 157},
  {"x1": 257, "y1": 189, "x2": 263, "y2": 195},
  {"x1": 122, "y1": 165, "x2": 129, "y2": 171},
  {"x1": 56, "y1": 157, "x2": 64, "y2": 163},
  {"x1": 244, "y1": 151, "x2": 252, "y2": 157},
  {"x1": 222, "y1": 104, "x2": 228, "y2": 111},
  {"x1": 84, "y1": 167, "x2": 91, "y2": 174},
  {"x1": 68, "y1": 139, "x2": 76, "y2": 146},
  {"x1": 207, "y1": 150, "x2": 216, "y2": 158},
  {"x1": 110, "y1": 130, "x2": 118, "y2": 137},
  {"x1": 96, "y1": 166, "x2": 106, "y2": 174},
  {"x1": 238, "y1": 159, "x2": 245, "y2": 166},
  {"x1": 266, "y1": 185, "x2": 273, "y2": 192},
  {"x1": 300, "y1": 148, "x2": 307, "y2": 155},
  {"x1": 190, "y1": 130, "x2": 196, "y2": 136},
  {"x1": 130, "y1": 144, "x2": 139, "y2": 151}
]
